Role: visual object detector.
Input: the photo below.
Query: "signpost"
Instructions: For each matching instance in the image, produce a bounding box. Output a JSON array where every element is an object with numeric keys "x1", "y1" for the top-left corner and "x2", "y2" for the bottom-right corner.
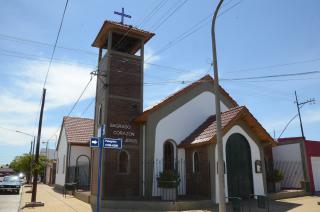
[
  {"x1": 103, "y1": 138, "x2": 122, "y2": 149},
  {"x1": 90, "y1": 137, "x2": 99, "y2": 148},
  {"x1": 90, "y1": 125, "x2": 122, "y2": 212}
]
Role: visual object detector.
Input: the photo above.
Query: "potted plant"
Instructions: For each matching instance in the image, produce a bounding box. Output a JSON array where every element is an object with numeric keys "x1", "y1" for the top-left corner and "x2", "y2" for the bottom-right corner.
[
  {"x1": 157, "y1": 170, "x2": 180, "y2": 201},
  {"x1": 273, "y1": 169, "x2": 284, "y2": 192}
]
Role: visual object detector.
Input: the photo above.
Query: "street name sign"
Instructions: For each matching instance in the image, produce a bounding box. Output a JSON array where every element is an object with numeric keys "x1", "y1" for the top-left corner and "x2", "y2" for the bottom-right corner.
[
  {"x1": 90, "y1": 137, "x2": 100, "y2": 148},
  {"x1": 103, "y1": 138, "x2": 123, "y2": 149}
]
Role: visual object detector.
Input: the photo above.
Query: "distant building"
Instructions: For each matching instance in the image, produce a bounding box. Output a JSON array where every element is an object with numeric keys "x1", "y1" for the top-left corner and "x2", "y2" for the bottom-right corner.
[
  {"x1": 40, "y1": 148, "x2": 56, "y2": 160},
  {"x1": 55, "y1": 116, "x2": 93, "y2": 191},
  {"x1": 273, "y1": 137, "x2": 320, "y2": 193}
]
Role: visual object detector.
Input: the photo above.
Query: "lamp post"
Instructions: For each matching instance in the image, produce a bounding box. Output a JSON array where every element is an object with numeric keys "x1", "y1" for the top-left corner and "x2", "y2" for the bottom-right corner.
[{"x1": 211, "y1": 0, "x2": 226, "y2": 211}]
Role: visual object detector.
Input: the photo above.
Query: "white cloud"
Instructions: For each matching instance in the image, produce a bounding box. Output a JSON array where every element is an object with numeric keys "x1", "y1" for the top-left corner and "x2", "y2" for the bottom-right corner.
[
  {"x1": 0, "y1": 61, "x2": 96, "y2": 146},
  {"x1": 144, "y1": 47, "x2": 160, "y2": 70}
]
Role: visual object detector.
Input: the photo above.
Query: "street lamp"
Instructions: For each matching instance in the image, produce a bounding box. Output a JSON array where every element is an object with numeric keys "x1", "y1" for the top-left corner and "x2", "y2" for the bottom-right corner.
[
  {"x1": 15, "y1": 130, "x2": 36, "y2": 157},
  {"x1": 211, "y1": 0, "x2": 226, "y2": 211}
]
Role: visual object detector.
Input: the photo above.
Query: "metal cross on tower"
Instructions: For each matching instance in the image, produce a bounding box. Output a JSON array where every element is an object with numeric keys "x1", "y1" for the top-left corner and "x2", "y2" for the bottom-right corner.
[{"x1": 114, "y1": 7, "x2": 131, "y2": 25}]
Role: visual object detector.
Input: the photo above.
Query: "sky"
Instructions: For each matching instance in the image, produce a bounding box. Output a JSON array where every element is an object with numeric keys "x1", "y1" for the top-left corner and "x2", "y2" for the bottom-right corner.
[{"x1": 0, "y1": 0, "x2": 320, "y2": 164}]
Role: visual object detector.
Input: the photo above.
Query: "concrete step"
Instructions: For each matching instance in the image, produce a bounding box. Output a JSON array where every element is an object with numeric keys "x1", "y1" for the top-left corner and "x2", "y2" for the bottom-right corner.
[{"x1": 269, "y1": 190, "x2": 310, "y2": 200}]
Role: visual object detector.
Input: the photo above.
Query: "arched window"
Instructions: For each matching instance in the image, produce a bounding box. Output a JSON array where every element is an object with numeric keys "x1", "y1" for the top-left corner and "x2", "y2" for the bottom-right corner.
[
  {"x1": 163, "y1": 141, "x2": 175, "y2": 171},
  {"x1": 193, "y1": 151, "x2": 200, "y2": 173},
  {"x1": 118, "y1": 151, "x2": 129, "y2": 174}
]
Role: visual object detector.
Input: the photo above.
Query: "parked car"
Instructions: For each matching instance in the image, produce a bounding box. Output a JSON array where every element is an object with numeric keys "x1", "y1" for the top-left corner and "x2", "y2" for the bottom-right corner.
[{"x1": 0, "y1": 175, "x2": 21, "y2": 194}]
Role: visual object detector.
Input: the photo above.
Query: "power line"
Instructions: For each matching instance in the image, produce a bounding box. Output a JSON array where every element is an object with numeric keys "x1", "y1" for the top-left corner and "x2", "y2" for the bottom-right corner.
[
  {"x1": 149, "y1": 0, "x2": 190, "y2": 31},
  {"x1": 45, "y1": 75, "x2": 94, "y2": 142},
  {"x1": 225, "y1": 57, "x2": 320, "y2": 73},
  {"x1": 221, "y1": 70, "x2": 320, "y2": 81},
  {"x1": 139, "y1": 0, "x2": 170, "y2": 28},
  {"x1": 0, "y1": 33, "x2": 96, "y2": 56},
  {"x1": 145, "y1": 0, "x2": 242, "y2": 62},
  {"x1": 0, "y1": 48, "x2": 96, "y2": 67},
  {"x1": 43, "y1": 0, "x2": 70, "y2": 88},
  {"x1": 112, "y1": 0, "x2": 170, "y2": 52}
]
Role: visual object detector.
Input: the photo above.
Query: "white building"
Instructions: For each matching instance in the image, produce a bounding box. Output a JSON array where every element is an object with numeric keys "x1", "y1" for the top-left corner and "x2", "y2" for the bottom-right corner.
[{"x1": 55, "y1": 116, "x2": 93, "y2": 190}]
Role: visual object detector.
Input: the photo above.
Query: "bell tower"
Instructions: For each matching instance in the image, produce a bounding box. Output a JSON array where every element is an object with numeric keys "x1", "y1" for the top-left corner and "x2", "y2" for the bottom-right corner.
[{"x1": 91, "y1": 20, "x2": 154, "y2": 199}]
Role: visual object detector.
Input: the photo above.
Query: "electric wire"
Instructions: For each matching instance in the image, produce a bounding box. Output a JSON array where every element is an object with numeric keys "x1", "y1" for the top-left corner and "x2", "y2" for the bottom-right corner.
[
  {"x1": 0, "y1": 33, "x2": 96, "y2": 56},
  {"x1": 145, "y1": 0, "x2": 242, "y2": 62},
  {"x1": 149, "y1": 0, "x2": 190, "y2": 31},
  {"x1": 44, "y1": 75, "x2": 94, "y2": 142},
  {"x1": 43, "y1": 0, "x2": 70, "y2": 88}
]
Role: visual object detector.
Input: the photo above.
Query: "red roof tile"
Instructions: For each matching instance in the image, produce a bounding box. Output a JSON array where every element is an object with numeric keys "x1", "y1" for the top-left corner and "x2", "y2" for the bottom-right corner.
[
  {"x1": 179, "y1": 107, "x2": 244, "y2": 147},
  {"x1": 179, "y1": 106, "x2": 275, "y2": 148},
  {"x1": 63, "y1": 116, "x2": 94, "y2": 145}
]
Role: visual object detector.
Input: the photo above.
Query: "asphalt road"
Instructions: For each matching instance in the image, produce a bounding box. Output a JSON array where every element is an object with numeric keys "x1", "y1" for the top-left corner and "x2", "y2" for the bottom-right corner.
[{"x1": 0, "y1": 191, "x2": 21, "y2": 212}]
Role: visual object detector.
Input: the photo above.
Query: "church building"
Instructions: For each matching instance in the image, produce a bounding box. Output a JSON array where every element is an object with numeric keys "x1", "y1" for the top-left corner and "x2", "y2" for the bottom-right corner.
[{"x1": 90, "y1": 19, "x2": 275, "y2": 205}]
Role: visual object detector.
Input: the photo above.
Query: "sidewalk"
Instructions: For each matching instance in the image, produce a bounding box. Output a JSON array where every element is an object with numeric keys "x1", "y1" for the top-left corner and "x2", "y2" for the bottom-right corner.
[
  {"x1": 19, "y1": 184, "x2": 320, "y2": 212},
  {"x1": 20, "y1": 184, "x2": 93, "y2": 212}
]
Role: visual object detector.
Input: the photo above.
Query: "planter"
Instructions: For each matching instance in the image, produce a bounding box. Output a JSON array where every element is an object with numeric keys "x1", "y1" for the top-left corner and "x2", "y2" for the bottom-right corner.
[
  {"x1": 275, "y1": 182, "x2": 281, "y2": 192},
  {"x1": 160, "y1": 187, "x2": 176, "y2": 201}
]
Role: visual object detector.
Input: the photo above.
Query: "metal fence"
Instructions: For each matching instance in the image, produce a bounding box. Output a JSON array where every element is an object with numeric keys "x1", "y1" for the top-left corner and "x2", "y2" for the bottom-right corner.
[
  {"x1": 273, "y1": 160, "x2": 304, "y2": 189},
  {"x1": 66, "y1": 163, "x2": 90, "y2": 190},
  {"x1": 145, "y1": 159, "x2": 211, "y2": 201}
]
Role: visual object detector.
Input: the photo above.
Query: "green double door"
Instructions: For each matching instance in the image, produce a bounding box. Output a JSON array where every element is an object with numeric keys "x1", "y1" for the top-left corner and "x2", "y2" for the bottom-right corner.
[{"x1": 226, "y1": 133, "x2": 254, "y2": 199}]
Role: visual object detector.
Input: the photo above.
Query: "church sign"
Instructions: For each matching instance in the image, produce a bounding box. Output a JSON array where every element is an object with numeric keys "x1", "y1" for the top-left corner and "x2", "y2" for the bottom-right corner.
[{"x1": 110, "y1": 122, "x2": 138, "y2": 144}]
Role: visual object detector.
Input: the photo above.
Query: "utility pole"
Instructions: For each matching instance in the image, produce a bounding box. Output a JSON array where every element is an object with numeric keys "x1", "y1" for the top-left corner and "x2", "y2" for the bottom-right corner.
[
  {"x1": 211, "y1": 0, "x2": 226, "y2": 212},
  {"x1": 294, "y1": 91, "x2": 315, "y2": 139},
  {"x1": 30, "y1": 88, "x2": 46, "y2": 205}
]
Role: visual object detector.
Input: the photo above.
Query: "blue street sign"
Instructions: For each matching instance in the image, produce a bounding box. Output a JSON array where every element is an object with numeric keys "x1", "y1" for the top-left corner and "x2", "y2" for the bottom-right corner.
[
  {"x1": 103, "y1": 138, "x2": 123, "y2": 149},
  {"x1": 90, "y1": 137, "x2": 100, "y2": 148}
]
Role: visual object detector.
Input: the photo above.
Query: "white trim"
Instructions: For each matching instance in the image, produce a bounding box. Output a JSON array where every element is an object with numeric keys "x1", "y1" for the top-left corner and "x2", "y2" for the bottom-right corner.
[{"x1": 215, "y1": 125, "x2": 265, "y2": 203}]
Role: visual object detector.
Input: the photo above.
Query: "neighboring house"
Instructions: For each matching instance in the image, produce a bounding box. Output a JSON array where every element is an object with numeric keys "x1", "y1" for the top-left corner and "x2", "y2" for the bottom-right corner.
[
  {"x1": 273, "y1": 137, "x2": 320, "y2": 193},
  {"x1": 55, "y1": 116, "x2": 93, "y2": 190},
  {"x1": 45, "y1": 161, "x2": 56, "y2": 186}
]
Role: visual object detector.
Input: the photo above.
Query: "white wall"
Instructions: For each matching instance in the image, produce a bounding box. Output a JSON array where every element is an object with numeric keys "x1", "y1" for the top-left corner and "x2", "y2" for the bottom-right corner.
[
  {"x1": 154, "y1": 91, "x2": 228, "y2": 161},
  {"x1": 272, "y1": 143, "x2": 304, "y2": 188},
  {"x1": 55, "y1": 127, "x2": 67, "y2": 186},
  {"x1": 152, "y1": 91, "x2": 228, "y2": 196},
  {"x1": 215, "y1": 125, "x2": 265, "y2": 203},
  {"x1": 272, "y1": 143, "x2": 302, "y2": 162},
  {"x1": 69, "y1": 146, "x2": 91, "y2": 167}
]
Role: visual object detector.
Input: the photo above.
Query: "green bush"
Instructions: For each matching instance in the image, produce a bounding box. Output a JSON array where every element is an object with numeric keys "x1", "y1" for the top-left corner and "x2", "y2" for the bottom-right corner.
[
  {"x1": 273, "y1": 169, "x2": 284, "y2": 183},
  {"x1": 157, "y1": 170, "x2": 180, "y2": 188}
]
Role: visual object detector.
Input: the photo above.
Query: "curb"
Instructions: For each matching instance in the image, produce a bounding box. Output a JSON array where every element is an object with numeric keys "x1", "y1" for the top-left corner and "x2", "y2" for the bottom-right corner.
[{"x1": 18, "y1": 185, "x2": 24, "y2": 212}]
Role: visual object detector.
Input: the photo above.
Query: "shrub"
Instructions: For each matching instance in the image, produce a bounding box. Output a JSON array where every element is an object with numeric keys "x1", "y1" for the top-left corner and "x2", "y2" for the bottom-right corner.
[
  {"x1": 157, "y1": 170, "x2": 180, "y2": 188},
  {"x1": 273, "y1": 169, "x2": 284, "y2": 183}
]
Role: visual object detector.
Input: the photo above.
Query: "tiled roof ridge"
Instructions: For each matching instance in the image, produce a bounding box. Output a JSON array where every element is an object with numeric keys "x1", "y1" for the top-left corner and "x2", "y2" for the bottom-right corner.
[
  {"x1": 178, "y1": 106, "x2": 246, "y2": 148},
  {"x1": 104, "y1": 20, "x2": 154, "y2": 35},
  {"x1": 63, "y1": 116, "x2": 93, "y2": 121},
  {"x1": 135, "y1": 74, "x2": 238, "y2": 123},
  {"x1": 63, "y1": 116, "x2": 94, "y2": 145}
]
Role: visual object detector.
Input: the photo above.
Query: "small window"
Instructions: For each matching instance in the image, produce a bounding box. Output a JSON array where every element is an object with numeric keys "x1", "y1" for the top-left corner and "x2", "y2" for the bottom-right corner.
[
  {"x1": 118, "y1": 151, "x2": 129, "y2": 174},
  {"x1": 193, "y1": 152, "x2": 200, "y2": 173},
  {"x1": 164, "y1": 141, "x2": 175, "y2": 171}
]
